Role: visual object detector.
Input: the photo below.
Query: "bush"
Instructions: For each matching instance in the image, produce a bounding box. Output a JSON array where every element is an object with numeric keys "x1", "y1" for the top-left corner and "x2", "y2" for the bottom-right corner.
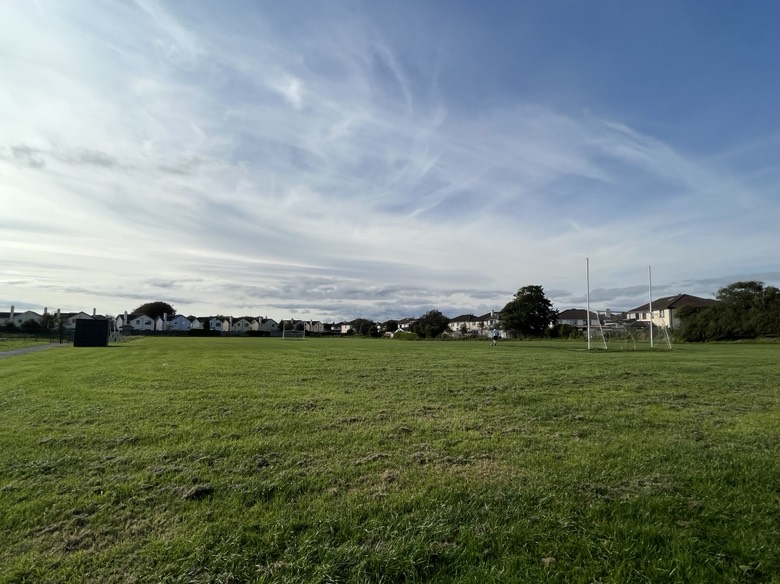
[{"x1": 390, "y1": 331, "x2": 418, "y2": 341}]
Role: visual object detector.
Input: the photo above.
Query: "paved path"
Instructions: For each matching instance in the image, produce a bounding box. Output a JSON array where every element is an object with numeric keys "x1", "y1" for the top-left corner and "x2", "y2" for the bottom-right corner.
[{"x1": 0, "y1": 343, "x2": 70, "y2": 359}]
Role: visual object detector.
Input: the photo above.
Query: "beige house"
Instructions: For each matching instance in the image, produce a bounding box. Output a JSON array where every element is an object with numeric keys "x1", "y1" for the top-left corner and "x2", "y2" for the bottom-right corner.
[{"x1": 626, "y1": 293, "x2": 718, "y2": 329}]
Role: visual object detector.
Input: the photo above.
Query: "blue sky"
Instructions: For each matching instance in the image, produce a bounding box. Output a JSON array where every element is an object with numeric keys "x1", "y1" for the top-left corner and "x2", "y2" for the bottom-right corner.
[{"x1": 2, "y1": 0, "x2": 778, "y2": 321}]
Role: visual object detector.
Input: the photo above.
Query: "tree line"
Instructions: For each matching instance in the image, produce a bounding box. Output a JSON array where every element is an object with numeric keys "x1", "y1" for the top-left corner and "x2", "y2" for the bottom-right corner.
[{"x1": 676, "y1": 281, "x2": 780, "y2": 341}]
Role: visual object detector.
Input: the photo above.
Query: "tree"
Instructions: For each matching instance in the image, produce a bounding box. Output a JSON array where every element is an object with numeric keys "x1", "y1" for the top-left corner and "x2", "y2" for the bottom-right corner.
[
  {"x1": 350, "y1": 319, "x2": 378, "y2": 336},
  {"x1": 677, "y1": 281, "x2": 780, "y2": 341},
  {"x1": 383, "y1": 319, "x2": 399, "y2": 333},
  {"x1": 36, "y1": 311, "x2": 69, "y2": 335},
  {"x1": 715, "y1": 281, "x2": 770, "y2": 307},
  {"x1": 132, "y1": 302, "x2": 176, "y2": 320},
  {"x1": 20, "y1": 319, "x2": 42, "y2": 333},
  {"x1": 501, "y1": 285, "x2": 557, "y2": 338},
  {"x1": 413, "y1": 310, "x2": 450, "y2": 339}
]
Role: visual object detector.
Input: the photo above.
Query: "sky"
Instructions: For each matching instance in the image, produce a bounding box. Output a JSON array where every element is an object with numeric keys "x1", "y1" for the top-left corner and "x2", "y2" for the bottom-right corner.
[{"x1": 2, "y1": 0, "x2": 779, "y2": 322}]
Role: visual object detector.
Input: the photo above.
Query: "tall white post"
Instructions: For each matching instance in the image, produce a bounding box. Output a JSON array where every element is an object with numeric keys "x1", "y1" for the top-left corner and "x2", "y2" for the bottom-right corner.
[
  {"x1": 648, "y1": 266, "x2": 654, "y2": 349},
  {"x1": 586, "y1": 258, "x2": 591, "y2": 350}
]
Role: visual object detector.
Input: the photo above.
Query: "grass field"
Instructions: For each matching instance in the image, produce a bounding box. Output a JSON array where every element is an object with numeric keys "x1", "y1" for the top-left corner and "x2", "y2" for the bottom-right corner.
[{"x1": 1, "y1": 337, "x2": 778, "y2": 583}]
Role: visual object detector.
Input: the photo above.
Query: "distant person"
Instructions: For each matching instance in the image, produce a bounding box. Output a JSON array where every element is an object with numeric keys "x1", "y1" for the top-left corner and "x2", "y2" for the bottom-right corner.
[{"x1": 491, "y1": 328, "x2": 499, "y2": 346}]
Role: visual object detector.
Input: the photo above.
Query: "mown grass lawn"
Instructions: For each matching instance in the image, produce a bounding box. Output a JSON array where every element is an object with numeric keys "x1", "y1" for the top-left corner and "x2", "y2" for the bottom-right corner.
[{"x1": 1, "y1": 337, "x2": 778, "y2": 583}]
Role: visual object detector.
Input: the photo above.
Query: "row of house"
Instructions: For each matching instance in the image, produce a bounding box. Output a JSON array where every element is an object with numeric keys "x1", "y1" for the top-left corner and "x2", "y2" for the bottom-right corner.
[
  {"x1": 0, "y1": 306, "x2": 99, "y2": 330},
  {"x1": 116, "y1": 312, "x2": 283, "y2": 334},
  {"x1": 2, "y1": 293, "x2": 718, "y2": 337},
  {"x1": 115, "y1": 313, "x2": 415, "y2": 335}
]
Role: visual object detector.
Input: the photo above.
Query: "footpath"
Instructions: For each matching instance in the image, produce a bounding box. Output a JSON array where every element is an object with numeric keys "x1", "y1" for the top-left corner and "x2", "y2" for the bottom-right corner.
[{"x1": 0, "y1": 343, "x2": 70, "y2": 359}]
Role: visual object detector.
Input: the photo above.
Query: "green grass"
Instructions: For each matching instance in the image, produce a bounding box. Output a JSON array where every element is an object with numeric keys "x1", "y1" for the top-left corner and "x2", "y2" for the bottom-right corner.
[{"x1": 1, "y1": 337, "x2": 779, "y2": 583}]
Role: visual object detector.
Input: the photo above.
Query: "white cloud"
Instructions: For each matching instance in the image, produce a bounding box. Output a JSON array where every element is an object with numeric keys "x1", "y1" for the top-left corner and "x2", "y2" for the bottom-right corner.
[{"x1": 272, "y1": 75, "x2": 305, "y2": 109}]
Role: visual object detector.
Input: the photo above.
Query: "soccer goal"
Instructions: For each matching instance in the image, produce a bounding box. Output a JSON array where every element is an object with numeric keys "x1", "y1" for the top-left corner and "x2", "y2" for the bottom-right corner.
[{"x1": 281, "y1": 329, "x2": 306, "y2": 340}]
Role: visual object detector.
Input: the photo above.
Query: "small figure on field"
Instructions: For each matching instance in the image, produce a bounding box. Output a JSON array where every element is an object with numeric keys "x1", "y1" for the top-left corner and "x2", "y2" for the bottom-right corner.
[{"x1": 491, "y1": 328, "x2": 499, "y2": 346}]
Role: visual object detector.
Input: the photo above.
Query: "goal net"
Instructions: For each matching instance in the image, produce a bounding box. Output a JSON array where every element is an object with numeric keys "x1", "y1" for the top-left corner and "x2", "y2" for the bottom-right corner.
[{"x1": 281, "y1": 329, "x2": 306, "y2": 340}]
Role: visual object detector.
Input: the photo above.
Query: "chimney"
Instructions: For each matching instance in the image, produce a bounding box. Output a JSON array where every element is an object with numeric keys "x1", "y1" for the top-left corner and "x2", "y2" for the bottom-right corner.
[
  {"x1": 9, "y1": 306, "x2": 14, "y2": 322},
  {"x1": 93, "y1": 308, "x2": 96, "y2": 316}
]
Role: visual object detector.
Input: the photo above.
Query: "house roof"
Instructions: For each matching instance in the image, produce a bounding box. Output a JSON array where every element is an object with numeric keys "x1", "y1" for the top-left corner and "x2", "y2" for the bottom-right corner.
[
  {"x1": 449, "y1": 313, "x2": 476, "y2": 323},
  {"x1": 627, "y1": 293, "x2": 719, "y2": 313},
  {"x1": 476, "y1": 311, "x2": 500, "y2": 321},
  {"x1": 60, "y1": 312, "x2": 92, "y2": 319},
  {"x1": 558, "y1": 309, "x2": 598, "y2": 320}
]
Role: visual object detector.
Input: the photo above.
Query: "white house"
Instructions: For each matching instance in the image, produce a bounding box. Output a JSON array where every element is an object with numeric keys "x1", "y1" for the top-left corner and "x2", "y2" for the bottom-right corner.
[
  {"x1": 125, "y1": 313, "x2": 155, "y2": 331},
  {"x1": 13, "y1": 310, "x2": 43, "y2": 328},
  {"x1": 304, "y1": 320, "x2": 325, "y2": 334},
  {"x1": 258, "y1": 317, "x2": 278, "y2": 333},
  {"x1": 448, "y1": 311, "x2": 502, "y2": 337},
  {"x1": 154, "y1": 314, "x2": 192, "y2": 331},
  {"x1": 448, "y1": 314, "x2": 479, "y2": 335},
  {"x1": 205, "y1": 317, "x2": 229, "y2": 332},
  {"x1": 479, "y1": 311, "x2": 502, "y2": 331},
  {"x1": 232, "y1": 317, "x2": 258, "y2": 333},
  {"x1": 169, "y1": 314, "x2": 192, "y2": 331},
  {"x1": 1, "y1": 307, "x2": 43, "y2": 328}
]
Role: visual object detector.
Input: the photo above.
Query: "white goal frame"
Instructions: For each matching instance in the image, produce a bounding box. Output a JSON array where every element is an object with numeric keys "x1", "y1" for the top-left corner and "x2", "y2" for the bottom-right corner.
[{"x1": 281, "y1": 323, "x2": 306, "y2": 340}]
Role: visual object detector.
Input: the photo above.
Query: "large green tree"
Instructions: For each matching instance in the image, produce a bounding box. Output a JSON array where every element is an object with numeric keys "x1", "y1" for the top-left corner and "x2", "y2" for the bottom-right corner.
[
  {"x1": 501, "y1": 285, "x2": 557, "y2": 337},
  {"x1": 132, "y1": 302, "x2": 176, "y2": 320},
  {"x1": 413, "y1": 310, "x2": 450, "y2": 339}
]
